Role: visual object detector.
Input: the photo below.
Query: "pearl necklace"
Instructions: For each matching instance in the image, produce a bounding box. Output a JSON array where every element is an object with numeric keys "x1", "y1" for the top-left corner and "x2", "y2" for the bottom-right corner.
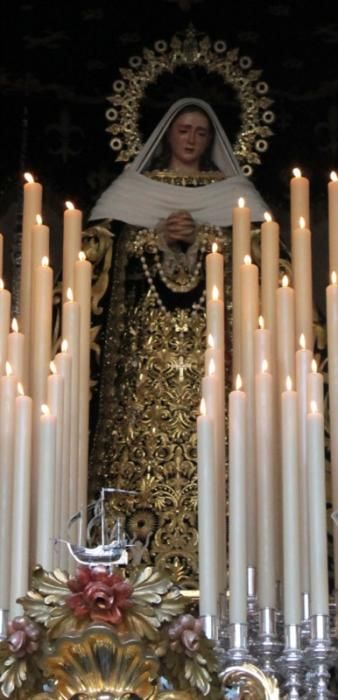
[{"x1": 140, "y1": 253, "x2": 206, "y2": 316}]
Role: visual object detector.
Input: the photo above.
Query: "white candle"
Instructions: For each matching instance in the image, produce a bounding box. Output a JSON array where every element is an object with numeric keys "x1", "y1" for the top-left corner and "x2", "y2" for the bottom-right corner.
[
  {"x1": 62, "y1": 288, "x2": 80, "y2": 519},
  {"x1": 62, "y1": 202, "x2": 82, "y2": 304},
  {"x1": 261, "y1": 213, "x2": 279, "y2": 332},
  {"x1": 0, "y1": 280, "x2": 11, "y2": 376},
  {"x1": 228, "y1": 375, "x2": 247, "y2": 624},
  {"x1": 281, "y1": 377, "x2": 302, "y2": 625},
  {"x1": 30, "y1": 256, "x2": 53, "y2": 410},
  {"x1": 74, "y1": 252, "x2": 92, "y2": 516},
  {"x1": 35, "y1": 405, "x2": 57, "y2": 570},
  {"x1": 307, "y1": 402, "x2": 329, "y2": 616},
  {"x1": 307, "y1": 359, "x2": 324, "y2": 414},
  {"x1": 240, "y1": 255, "x2": 258, "y2": 568},
  {"x1": 197, "y1": 398, "x2": 218, "y2": 617},
  {"x1": 0, "y1": 363, "x2": 16, "y2": 609},
  {"x1": 326, "y1": 271, "x2": 338, "y2": 589},
  {"x1": 10, "y1": 385, "x2": 32, "y2": 617},
  {"x1": 293, "y1": 217, "x2": 313, "y2": 350},
  {"x1": 276, "y1": 276, "x2": 296, "y2": 393},
  {"x1": 232, "y1": 197, "x2": 251, "y2": 380},
  {"x1": 328, "y1": 172, "x2": 338, "y2": 274},
  {"x1": 206, "y1": 285, "x2": 224, "y2": 352},
  {"x1": 296, "y1": 333, "x2": 312, "y2": 595},
  {"x1": 8, "y1": 318, "x2": 25, "y2": 384},
  {"x1": 47, "y1": 363, "x2": 64, "y2": 567},
  {"x1": 290, "y1": 168, "x2": 310, "y2": 233},
  {"x1": 54, "y1": 341, "x2": 72, "y2": 570},
  {"x1": 20, "y1": 174, "x2": 43, "y2": 358},
  {"x1": 255, "y1": 360, "x2": 276, "y2": 609},
  {"x1": 254, "y1": 316, "x2": 272, "y2": 374},
  {"x1": 206, "y1": 242, "x2": 224, "y2": 302}
]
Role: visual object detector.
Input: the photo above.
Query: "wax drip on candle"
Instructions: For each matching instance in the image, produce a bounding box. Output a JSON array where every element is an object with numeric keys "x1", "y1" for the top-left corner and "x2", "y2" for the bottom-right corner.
[
  {"x1": 262, "y1": 359, "x2": 269, "y2": 373},
  {"x1": 238, "y1": 197, "x2": 245, "y2": 208},
  {"x1": 41, "y1": 404, "x2": 50, "y2": 416},
  {"x1": 292, "y1": 168, "x2": 302, "y2": 178},
  {"x1": 5, "y1": 362, "x2": 13, "y2": 376},
  {"x1": 286, "y1": 375, "x2": 293, "y2": 391},
  {"x1": 78, "y1": 251, "x2": 86, "y2": 262},
  {"x1": 200, "y1": 397, "x2": 206, "y2": 416},
  {"x1": 282, "y1": 275, "x2": 289, "y2": 288},
  {"x1": 258, "y1": 315, "x2": 265, "y2": 330},
  {"x1": 65, "y1": 201, "x2": 75, "y2": 210},
  {"x1": 35, "y1": 214, "x2": 43, "y2": 225},
  {"x1": 330, "y1": 171, "x2": 338, "y2": 182},
  {"x1": 49, "y1": 361, "x2": 57, "y2": 375},
  {"x1": 235, "y1": 374, "x2": 242, "y2": 390},
  {"x1": 264, "y1": 212, "x2": 272, "y2": 222},
  {"x1": 207, "y1": 334, "x2": 215, "y2": 349},
  {"x1": 299, "y1": 333, "x2": 306, "y2": 350},
  {"x1": 212, "y1": 285, "x2": 219, "y2": 301},
  {"x1": 66, "y1": 287, "x2": 74, "y2": 302},
  {"x1": 24, "y1": 172, "x2": 34, "y2": 184},
  {"x1": 11, "y1": 318, "x2": 19, "y2": 333},
  {"x1": 61, "y1": 339, "x2": 69, "y2": 353},
  {"x1": 17, "y1": 382, "x2": 24, "y2": 397},
  {"x1": 311, "y1": 359, "x2": 317, "y2": 373},
  {"x1": 41, "y1": 256, "x2": 49, "y2": 267},
  {"x1": 310, "y1": 400, "x2": 318, "y2": 414},
  {"x1": 331, "y1": 271, "x2": 337, "y2": 285},
  {"x1": 244, "y1": 255, "x2": 252, "y2": 265},
  {"x1": 208, "y1": 358, "x2": 216, "y2": 376}
]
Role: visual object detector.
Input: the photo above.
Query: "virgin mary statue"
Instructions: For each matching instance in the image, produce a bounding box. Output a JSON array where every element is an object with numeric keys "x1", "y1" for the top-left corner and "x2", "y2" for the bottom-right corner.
[{"x1": 86, "y1": 97, "x2": 267, "y2": 588}]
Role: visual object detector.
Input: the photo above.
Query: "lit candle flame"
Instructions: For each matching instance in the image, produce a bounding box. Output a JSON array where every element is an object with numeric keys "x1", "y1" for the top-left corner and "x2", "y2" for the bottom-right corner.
[
  {"x1": 5, "y1": 361, "x2": 12, "y2": 376},
  {"x1": 212, "y1": 242, "x2": 218, "y2": 254},
  {"x1": 264, "y1": 212, "x2": 272, "y2": 222},
  {"x1": 244, "y1": 255, "x2": 251, "y2": 265},
  {"x1": 0, "y1": 279, "x2": 4, "y2": 290},
  {"x1": 286, "y1": 376, "x2": 292, "y2": 391},
  {"x1": 299, "y1": 333, "x2": 306, "y2": 349},
  {"x1": 66, "y1": 287, "x2": 74, "y2": 302},
  {"x1": 65, "y1": 201, "x2": 75, "y2": 210},
  {"x1": 17, "y1": 382, "x2": 24, "y2": 396},
  {"x1": 61, "y1": 339, "x2": 69, "y2": 353},
  {"x1": 311, "y1": 359, "x2": 317, "y2": 373},
  {"x1": 299, "y1": 216, "x2": 305, "y2": 229},
  {"x1": 212, "y1": 285, "x2": 219, "y2": 301},
  {"x1": 78, "y1": 251, "x2": 86, "y2": 262},
  {"x1": 50, "y1": 361, "x2": 57, "y2": 374},
  {"x1": 282, "y1": 275, "x2": 289, "y2": 288},
  {"x1": 292, "y1": 168, "x2": 302, "y2": 178},
  {"x1": 331, "y1": 271, "x2": 337, "y2": 285},
  {"x1": 24, "y1": 172, "x2": 34, "y2": 184},
  {"x1": 258, "y1": 315, "x2": 264, "y2": 330},
  {"x1": 310, "y1": 400, "x2": 318, "y2": 414},
  {"x1": 41, "y1": 404, "x2": 50, "y2": 416},
  {"x1": 11, "y1": 318, "x2": 19, "y2": 333},
  {"x1": 262, "y1": 359, "x2": 268, "y2": 373},
  {"x1": 41, "y1": 256, "x2": 49, "y2": 267},
  {"x1": 330, "y1": 171, "x2": 338, "y2": 182},
  {"x1": 238, "y1": 197, "x2": 245, "y2": 208},
  {"x1": 235, "y1": 374, "x2": 242, "y2": 390},
  {"x1": 208, "y1": 358, "x2": 216, "y2": 376},
  {"x1": 35, "y1": 214, "x2": 43, "y2": 225},
  {"x1": 200, "y1": 397, "x2": 206, "y2": 416},
  {"x1": 207, "y1": 334, "x2": 214, "y2": 348}
]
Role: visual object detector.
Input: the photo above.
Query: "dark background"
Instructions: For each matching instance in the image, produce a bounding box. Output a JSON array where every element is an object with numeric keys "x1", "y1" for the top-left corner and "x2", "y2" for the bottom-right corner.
[{"x1": 1, "y1": 1, "x2": 338, "y2": 314}]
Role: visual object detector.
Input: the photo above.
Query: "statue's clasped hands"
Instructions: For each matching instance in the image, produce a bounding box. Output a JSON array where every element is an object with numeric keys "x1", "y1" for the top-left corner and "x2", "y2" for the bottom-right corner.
[{"x1": 164, "y1": 210, "x2": 196, "y2": 246}]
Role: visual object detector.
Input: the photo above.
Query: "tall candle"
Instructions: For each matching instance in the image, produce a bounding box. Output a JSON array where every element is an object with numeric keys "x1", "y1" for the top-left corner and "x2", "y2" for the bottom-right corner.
[
  {"x1": 255, "y1": 360, "x2": 276, "y2": 609},
  {"x1": 62, "y1": 202, "x2": 82, "y2": 304},
  {"x1": 290, "y1": 168, "x2": 310, "y2": 234},
  {"x1": 20, "y1": 173, "x2": 43, "y2": 356},
  {"x1": 206, "y1": 285, "x2": 224, "y2": 353},
  {"x1": 326, "y1": 271, "x2": 338, "y2": 589},
  {"x1": 232, "y1": 197, "x2": 251, "y2": 380},
  {"x1": 293, "y1": 217, "x2": 313, "y2": 350},
  {"x1": 281, "y1": 377, "x2": 302, "y2": 625},
  {"x1": 8, "y1": 319, "x2": 25, "y2": 384},
  {"x1": 0, "y1": 280, "x2": 11, "y2": 376},
  {"x1": 10, "y1": 386, "x2": 32, "y2": 617},
  {"x1": 74, "y1": 252, "x2": 92, "y2": 517},
  {"x1": 308, "y1": 359, "x2": 324, "y2": 414},
  {"x1": 197, "y1": 398, "x2": 218, "y2": 617},
  {"x1": 307, "y1": 402, "x2": 329, "y2": 616},
  {"x1": 328, "y1": 172, "x2": 338, "y2": 274},
  {"x1": 254, "y1": 316, "x2": 272, "y2": 374},
  {"x1": 296, "y1": 333, "x2": 312, "y2": 595},
  {"x1": 261, "y1": 213, "x2": 279, "y2": 332},
  {"x1": 240, "y1": 255, "x2": 258, "y2": 568},
  {"x1": 54, "y1": 341, "x2": 72, "y2": 570},
  {"x1": 206, "y1": 242, "x2": 224, "y2": 302},
  {"x1": 276, "y1": 276, "x2": 296, "y2": 393},
  {"x1": 47, "y1": 363, "x2": 64, "y2": 568},
  {"x1": 228, "y1": 375, "x2": 247, "y2": 624},
  {"x1": 0, "y1": 364, "x2": 16, "y2": 609},
  {"x1": 35, "y1": 405, "x2": 57, "y2": 570},
  {"x1": 62, "y1": 288, "x2": 80, "y2": 520}
]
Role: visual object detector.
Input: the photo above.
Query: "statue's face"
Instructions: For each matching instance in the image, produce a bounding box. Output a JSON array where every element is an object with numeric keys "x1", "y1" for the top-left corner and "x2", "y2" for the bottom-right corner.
[{"x1": 167, "y1": 110, "x2": 212, "y2": 169}]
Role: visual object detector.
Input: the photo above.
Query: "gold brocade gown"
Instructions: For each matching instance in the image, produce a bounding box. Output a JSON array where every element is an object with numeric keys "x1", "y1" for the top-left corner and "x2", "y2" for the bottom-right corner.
[{"x1": 88, "y1": 171, "x2": 232, "y2": 588}]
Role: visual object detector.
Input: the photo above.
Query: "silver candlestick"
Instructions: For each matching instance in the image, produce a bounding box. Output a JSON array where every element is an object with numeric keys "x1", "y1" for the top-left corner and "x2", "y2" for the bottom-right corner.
[
  {"x1": 0, "y1": 609, "x2": 9, "y2": 640},
  {"x1": 277, "y1": 624, "x2": 304, "y2": 699},
  {"x1": 303, "y1": 614, "x2": 337, "y2": 699},
  {"x1": 252, "y1": 607, "x2": 283, "y2": 679}
]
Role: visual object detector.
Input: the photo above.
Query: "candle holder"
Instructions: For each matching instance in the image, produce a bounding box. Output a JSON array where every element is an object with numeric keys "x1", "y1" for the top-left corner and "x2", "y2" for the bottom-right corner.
[
  {"x1": 301, "y1": 592, "x2": 311, "y2": 645},
  {"x1": 200, "y1": 614, "x2": 218, "y2": 642},
  {"x1": 247, "y1": 566, "x2": 259, "y2": 643},
  {"x1": 252, "y1": 607, "x2": 283, "y2": 680},
  {"x1": 0, "y1": 609, "x2": 8, "y2": 640},
  {"x1": 225, "y1": 622, "x2": 255, "y2": 665},
  {"x1": 303, "y1": 614, "x2": 337, "y2": 698},
  {"x1": 277, "y1": 624, "x2": 304, "y2": 699}
]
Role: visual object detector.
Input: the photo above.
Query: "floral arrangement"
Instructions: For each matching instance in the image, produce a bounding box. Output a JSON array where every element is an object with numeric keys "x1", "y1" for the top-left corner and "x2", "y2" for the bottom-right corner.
[{"x1": 0, "y1": 565, "x2": 223, "y2": 699}]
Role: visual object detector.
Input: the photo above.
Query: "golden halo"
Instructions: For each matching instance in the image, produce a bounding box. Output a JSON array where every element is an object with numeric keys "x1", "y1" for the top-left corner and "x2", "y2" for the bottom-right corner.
[{"x1": 106, "y1": 26, "x2": 275, "y2": 176}]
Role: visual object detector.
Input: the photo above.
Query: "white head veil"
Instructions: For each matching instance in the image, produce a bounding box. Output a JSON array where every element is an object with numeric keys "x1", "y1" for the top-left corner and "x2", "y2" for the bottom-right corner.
[{"x1": 89, "y1": 97, "x2": 268, "y2": 226}]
